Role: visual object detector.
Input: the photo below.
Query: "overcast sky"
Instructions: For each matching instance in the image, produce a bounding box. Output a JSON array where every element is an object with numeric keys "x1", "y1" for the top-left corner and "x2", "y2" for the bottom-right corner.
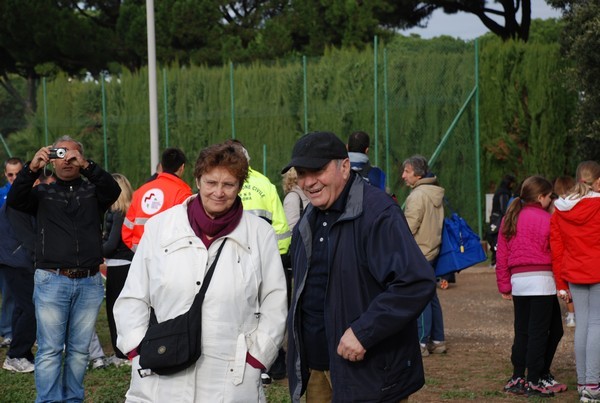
[{"x1": 401, "y1": 2, "x2": 562, "y2": 40}]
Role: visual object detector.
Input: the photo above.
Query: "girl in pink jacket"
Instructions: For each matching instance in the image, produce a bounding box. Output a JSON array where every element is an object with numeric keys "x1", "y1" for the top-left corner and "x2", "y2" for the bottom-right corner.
[{"x1": 495, "y1": 176, "x2": 565, "y2": 398}]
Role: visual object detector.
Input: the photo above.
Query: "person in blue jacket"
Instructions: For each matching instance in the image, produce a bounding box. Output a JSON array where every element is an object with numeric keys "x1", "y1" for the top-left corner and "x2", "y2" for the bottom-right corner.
[
  {"x1": 282, "y1": 131, "x2": 436, "y2": 402},
  {"x1": 0, "y1": 157, "x2": 23, "y2": 347},
  {"x1": 346, "y1": 130, "x2": 386, "y2": 191}
]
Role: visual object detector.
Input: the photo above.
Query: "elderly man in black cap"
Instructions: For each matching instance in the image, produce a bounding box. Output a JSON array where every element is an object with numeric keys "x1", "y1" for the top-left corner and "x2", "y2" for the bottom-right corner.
[{"x1": 283, "y1": 131, "x2": 436, "y2": 403}]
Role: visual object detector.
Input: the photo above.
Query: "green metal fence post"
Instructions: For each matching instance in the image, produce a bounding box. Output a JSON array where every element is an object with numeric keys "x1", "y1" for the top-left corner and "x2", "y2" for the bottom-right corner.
[
  {"x1": 263, "y1": 144, "x2": 267, "y2": 175},
  {"x1": 475, "y1": 39, "x2": 483, "y2": 237},
  {"x1": 303, "y1": 56, "x2": 309, "y2": 134},
  {"x1": 0, "y1": 133, "x2": 12, "y2": 157},
  {"x1": 428, "y1": 88, "x2": 476, "y2": 167},
  {"x1": 163, "y1": 68, "x2": 170, "y2": 147},
  {"x1": 373, "y1": 36, "x2": 379, "y2": 166},
  {"x1": 230, "y1": 62, "x2": 236, "y2": 139},
  {"x1": 101, "y1": 73, "x2": 109, "y2": 170},
  {"x1": 42, "y1": 77, "x2": 49, "y2": 145},
  {"x1": 383, "y1": 48, "x2": 390, "y2": 185}
]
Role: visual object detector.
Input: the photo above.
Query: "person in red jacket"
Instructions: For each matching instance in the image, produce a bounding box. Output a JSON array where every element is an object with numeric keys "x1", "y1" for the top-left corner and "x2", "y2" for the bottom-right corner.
[
  {"x1": 122, "y1": 148, "x2": 192, "y2": 251},
  {"x1": 551, "y1": 160, "x2": 600, "y2": 402}
]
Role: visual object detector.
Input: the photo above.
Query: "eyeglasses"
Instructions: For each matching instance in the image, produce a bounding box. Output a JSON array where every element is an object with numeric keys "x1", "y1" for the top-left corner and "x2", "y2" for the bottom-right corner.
[
  {"x1": 5, "y1": 173, "x2": 16, "y2": 177},
  {"x1": 200, "y1": 178, "x2": 239, "y2": 193}
]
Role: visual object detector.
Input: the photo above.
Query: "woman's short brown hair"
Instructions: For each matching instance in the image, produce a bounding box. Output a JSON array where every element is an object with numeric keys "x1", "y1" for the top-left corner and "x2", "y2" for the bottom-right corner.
[{"x1": 194, "y1": 141, "x2": 249, "y2": 186}]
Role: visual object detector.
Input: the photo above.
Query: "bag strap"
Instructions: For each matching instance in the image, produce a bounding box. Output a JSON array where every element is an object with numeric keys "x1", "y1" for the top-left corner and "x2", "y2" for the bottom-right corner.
[
  {"x1": 147, "y1": 238, "x2": 227, "y2": 328},
  {"x1": 198, "y1": 238, "x2": 227, "y2": 297},
  {"x1": 442, "y1": 196, "x2": 458, "y2": 216},
  {"x1": 291, "y1": 188, "x2": 305, "y2": 216}
]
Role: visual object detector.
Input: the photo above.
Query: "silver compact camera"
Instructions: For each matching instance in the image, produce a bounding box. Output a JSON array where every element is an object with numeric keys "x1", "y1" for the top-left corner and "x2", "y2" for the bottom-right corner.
[{"x1": 49, "y1": 147, "x2": 67, "y2": 159}]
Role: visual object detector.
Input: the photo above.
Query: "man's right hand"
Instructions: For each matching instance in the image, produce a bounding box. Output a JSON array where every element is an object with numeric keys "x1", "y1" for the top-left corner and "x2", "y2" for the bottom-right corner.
[{"x1": 29, "y1": 146, "x2": 52, "y2": 172}]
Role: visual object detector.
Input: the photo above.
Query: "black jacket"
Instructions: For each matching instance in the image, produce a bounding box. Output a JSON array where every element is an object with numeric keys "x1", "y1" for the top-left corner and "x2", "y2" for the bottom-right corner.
[
  {"x1": 492, "y1": 184, "x2": 513, "y2": 218},
  {"x1": 7, "y1": 161, "x2": 120, "y2": 269},
  {"x1": 287, "y1": 174, "x2": 436, "y2": 402},
  {"x1": 102, "y1": 210, "x2": 134, "y2": 261}
]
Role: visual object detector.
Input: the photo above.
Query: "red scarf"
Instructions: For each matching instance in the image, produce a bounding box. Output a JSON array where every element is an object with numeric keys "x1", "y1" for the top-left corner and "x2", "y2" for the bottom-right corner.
[{"x1": 187, "y1": 195, "x2": 243, "y2": 248}]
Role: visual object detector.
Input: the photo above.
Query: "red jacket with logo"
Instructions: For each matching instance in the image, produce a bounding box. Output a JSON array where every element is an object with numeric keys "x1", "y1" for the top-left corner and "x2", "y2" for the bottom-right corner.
[
  {"x1": 122, "y1": 173, "x2": 191, "y2": 250},
  {"x1": 550, "y1": 194, "x2": 600, "y2": 290}
]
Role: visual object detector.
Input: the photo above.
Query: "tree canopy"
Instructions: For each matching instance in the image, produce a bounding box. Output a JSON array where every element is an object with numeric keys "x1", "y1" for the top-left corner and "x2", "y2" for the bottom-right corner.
[
  {"x1": 0, "y1": 0, "x2": 541, "y2": 129},
  {"x1": 0, "y1": 0, "x2": 128, "y2": 115},
  {"x1": 404, "y1": 1, "x2": 533, "y2": 41},
  {"x1": 547, "y1": 0, "x2": 600, "y2": 160}
]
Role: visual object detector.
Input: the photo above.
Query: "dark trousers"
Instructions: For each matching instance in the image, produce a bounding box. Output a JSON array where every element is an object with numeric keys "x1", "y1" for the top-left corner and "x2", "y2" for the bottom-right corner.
[
  {"x1": 105, "y1": 264, "x2": 130, "y2": 359},
  {"x1": 1, "y1": 264, "x2": 36, "y2": 361},
  {"x1": 511, "y1": 295, "x2": 563, "y2": 383},
  {"x1": 487, "y1": 233, "x2": 498, "y2": 265}
]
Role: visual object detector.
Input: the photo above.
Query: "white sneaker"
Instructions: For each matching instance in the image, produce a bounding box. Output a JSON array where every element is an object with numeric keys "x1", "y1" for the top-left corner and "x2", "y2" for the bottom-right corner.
[
  {"x1": 106, "y1": 355, "x2": 131, "y2": 367},
  {"x1": 566, "y1": 314, "x2": 576, "y2": 328},
  {"x1": 90, "y1": 357, "x2": 107, "y2": 370},
  {"x1": 3, "y1": 357, "x2": 34, "y2": 373},
  {"x1": 581, "y1": 384, "x2": 600, "y2": 402},
  {"x1": 261, "y1": 372, "x2": 272, "y2": 385},
  {"x1": 0, "y1": 337, "x2": 12, "y2": 348},
  {"x1": 420, "y1": 343, "x2": 429, "y2": 357},
  {"x1": 427, "y1": 341, "x2": 447, "y2": 354}
]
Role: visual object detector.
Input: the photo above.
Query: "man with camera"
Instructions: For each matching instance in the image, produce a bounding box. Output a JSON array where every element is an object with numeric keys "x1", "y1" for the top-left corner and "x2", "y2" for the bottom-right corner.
[{"x1": 7, "y1": 136, "x2": 120, "y2": 402}]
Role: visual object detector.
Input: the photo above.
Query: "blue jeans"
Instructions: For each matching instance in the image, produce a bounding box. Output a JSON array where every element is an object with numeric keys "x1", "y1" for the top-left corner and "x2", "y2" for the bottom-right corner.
[
  {"x1": 0, "y1": 266, "x2": 15, "y2": 338},
  {"x1": 33, "y1": 269, "x2": 104, "y2": 403},
  {"x1": 417, "y1": 290, "x2": 445, "y2": 344}
]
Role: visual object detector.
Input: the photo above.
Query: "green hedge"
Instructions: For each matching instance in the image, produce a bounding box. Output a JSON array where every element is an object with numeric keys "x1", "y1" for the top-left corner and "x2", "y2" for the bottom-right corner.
[{"x1": 4, "y1": 34, "x2": 576, "y2": 229}]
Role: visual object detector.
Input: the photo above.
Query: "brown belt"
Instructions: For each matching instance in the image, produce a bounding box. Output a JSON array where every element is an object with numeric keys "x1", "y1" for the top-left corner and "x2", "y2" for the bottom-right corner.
[{"x1": 43, "y1": 267, "x2": 100, "y2": 279}]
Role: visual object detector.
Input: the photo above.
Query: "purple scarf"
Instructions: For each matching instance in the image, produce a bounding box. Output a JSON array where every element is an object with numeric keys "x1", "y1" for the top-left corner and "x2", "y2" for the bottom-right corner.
[{"x1": 187, "y1": 195, "x2": 243, "y2": 248}]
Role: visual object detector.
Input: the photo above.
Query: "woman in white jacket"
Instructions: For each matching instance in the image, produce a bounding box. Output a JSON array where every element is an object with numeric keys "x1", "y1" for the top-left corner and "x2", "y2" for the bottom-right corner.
[{"x1": 114, "y1": 141, "x2": 287, "y2": 402}]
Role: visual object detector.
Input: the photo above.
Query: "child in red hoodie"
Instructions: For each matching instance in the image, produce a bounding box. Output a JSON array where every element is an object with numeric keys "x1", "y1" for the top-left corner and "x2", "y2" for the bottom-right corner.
[{"x1": 551, "y1": 161, "x2": 600, "y2": 401}]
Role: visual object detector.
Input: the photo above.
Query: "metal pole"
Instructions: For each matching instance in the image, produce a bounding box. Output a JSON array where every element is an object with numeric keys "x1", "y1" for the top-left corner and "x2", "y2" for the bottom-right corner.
[
  {"x1": 383, "y1": 48, "x2": 390, "y2": 187},
  {"x1": 401, "y1": 89, "x2": 477, "y2": 211},
  {"x1": 373, "y1": 36, "x2": 379, "y2": 166},
  {"x1": 42, "y1": 77, "x2": 49, "y2": 145},
  {"x1": 474, "y1": 39, "x2": 483, "y2": 237},
  {"x1": 146, "y1": 0, "x2": 160, "y2": 175},
  {"x1": 303, "y1": 56, "x2": 308, "y2": 133},
  {"x1": 163, "y1": 68, "x2": 170, "y2": 147},
  {"x1": 101, "y1": 73, "x2": 109, "y2": 170},
  {"x1": 0, "y1": 134, "x2": 12, "y2": 157},
  {"x1": 429, "y1": 87, "x2": 476, "y2": 167},
  {"x1": 230, "y1": 62, "x2": 236, "y2": 139}
]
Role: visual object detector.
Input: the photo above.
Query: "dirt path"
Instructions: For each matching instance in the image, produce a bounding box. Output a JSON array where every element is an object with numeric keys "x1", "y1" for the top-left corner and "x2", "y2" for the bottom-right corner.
[{"x1": 410, "y1": 264, "x2": 578, "y2": 402}]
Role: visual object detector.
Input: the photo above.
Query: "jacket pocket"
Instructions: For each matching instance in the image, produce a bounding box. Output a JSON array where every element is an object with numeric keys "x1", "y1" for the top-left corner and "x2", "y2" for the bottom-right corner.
[{"x1": 161, "y1": 236, "x2": 201, "y2": 255}]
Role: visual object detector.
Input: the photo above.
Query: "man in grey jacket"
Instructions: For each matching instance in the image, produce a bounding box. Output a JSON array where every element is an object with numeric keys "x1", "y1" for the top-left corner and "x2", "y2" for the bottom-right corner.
[{"x1": 402, "y1": 155, "x2": 446, "y2": 357}]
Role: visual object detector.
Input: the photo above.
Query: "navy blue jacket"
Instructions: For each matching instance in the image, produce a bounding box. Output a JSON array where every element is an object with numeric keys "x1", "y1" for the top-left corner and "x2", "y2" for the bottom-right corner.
[
  {"x1": 287, "y1": 174, "x2": 436, "y2": 402},
  {"x1": 0, "y1": 204, "x2": 35, "y2": 270}
]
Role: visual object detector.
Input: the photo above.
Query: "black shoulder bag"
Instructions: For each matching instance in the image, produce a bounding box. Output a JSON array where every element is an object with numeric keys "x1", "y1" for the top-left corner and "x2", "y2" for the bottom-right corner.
[{"x1": 137, "y1": 239, "x2": 227, "y2": 377}]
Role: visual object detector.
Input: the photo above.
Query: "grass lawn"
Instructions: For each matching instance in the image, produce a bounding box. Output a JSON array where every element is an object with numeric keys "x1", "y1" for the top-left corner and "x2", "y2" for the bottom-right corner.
[{"x1": 0, "y1": 300, "x2": 291, "y2": 402}]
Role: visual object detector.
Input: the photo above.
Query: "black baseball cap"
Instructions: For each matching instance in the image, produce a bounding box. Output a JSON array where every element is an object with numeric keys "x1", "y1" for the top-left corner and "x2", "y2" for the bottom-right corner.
[{"x1": 281, "y1": 132, "x2": 348, "y2": 174}]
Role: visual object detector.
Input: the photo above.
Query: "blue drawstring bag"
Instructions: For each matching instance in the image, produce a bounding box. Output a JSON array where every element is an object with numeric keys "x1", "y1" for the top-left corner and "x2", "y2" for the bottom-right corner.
[{"x1": 435, "y1": 213, "x2": 486, "y2": 277}]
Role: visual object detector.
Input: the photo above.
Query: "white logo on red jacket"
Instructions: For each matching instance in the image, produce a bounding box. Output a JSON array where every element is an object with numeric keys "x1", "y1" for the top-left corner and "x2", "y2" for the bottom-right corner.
[{"x1": 141, "y1": 188, "x2": 165, "y2": 215}]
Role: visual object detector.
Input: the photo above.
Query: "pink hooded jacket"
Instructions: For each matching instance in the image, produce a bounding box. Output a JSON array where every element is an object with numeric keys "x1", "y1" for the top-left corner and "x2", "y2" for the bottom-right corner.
[{"x1": 495, "y1": 204, "x2": 552, "y2": 294}]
